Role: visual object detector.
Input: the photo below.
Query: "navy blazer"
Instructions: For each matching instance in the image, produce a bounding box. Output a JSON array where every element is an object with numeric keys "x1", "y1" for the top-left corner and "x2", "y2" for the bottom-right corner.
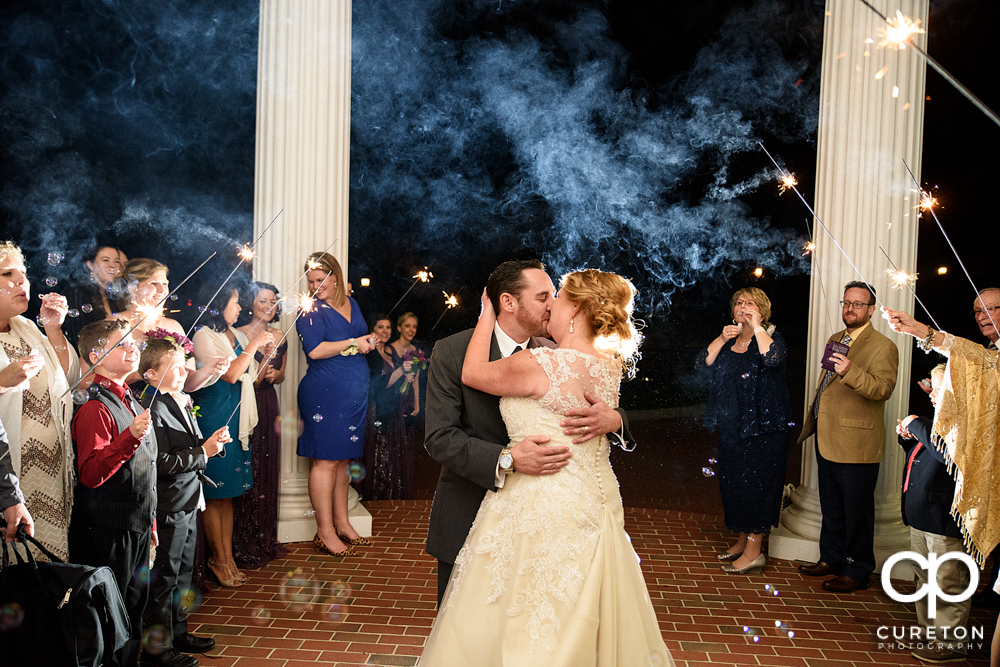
[
  {"x1": 898, "y1": 416, "x2": 962, "y2": 539},
  {"x1": 142, "y1": 393, "x2": 209, "y2": 515}
]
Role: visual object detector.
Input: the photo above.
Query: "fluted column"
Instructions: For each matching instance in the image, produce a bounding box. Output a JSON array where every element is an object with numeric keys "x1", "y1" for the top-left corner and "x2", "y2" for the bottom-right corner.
[
  {"x1": 769, "y1": 0, "x2": 928, "y2": 576},
  {"x1": 252, "y1": 0, "x2": 370, "y2": 543}
]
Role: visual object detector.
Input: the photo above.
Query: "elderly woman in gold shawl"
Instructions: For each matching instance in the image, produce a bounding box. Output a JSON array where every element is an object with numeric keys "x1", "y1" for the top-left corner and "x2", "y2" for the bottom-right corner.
[{"x1": 883, "y1": 306, "x2": 1000, "y2": 665}]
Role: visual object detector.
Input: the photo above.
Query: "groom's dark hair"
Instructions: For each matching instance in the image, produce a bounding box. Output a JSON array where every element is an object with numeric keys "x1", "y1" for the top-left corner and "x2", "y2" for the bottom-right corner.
[{"x1": 486, "y1": 259, "x2": 546, "y2": 314}]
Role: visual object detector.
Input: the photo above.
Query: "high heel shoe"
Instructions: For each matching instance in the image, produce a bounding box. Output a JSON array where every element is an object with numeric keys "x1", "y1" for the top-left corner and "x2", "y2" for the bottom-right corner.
[
  {"x1": 207, "y1": 557, "x2": 244, "y2": 587},
  {"x1": 717, "y1": 550, "x2": 743, "y2": 562},
  {"x1": 720, "y1": 554, "x2": 765, "y2": 574},
  {"x1": 336, "y1": 530, "x2": 373, "y2": 546},
  {"x1": 313, "y1": 533, "x2": 358, "y2": 558},
  {"x1": 227, "y1": 558, "x2": 249, "y2": 582}
]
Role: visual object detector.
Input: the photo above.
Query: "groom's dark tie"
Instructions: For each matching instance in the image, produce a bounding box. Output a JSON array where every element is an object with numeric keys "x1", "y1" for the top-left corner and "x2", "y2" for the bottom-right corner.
[{"x1": 511, "y1": 344, "x2": 524, "y2": 356}]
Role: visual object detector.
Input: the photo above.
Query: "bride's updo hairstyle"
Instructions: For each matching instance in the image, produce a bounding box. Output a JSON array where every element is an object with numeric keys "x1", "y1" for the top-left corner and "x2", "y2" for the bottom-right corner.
[{"x1": 559, "y1": 269, "x2": 642, "y2": 376}]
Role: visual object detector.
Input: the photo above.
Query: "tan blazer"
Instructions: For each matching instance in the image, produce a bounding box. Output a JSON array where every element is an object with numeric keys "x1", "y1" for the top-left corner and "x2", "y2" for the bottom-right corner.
[{"x1": 798, "y1": 324, "x2": 899, "y2": 464}]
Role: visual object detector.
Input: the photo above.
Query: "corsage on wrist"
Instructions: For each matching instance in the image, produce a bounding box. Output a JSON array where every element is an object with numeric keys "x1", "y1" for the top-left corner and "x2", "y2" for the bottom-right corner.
[
  {"x1": 340, "y1": 338, "x2": 359, "y2": 356},
  {"x1": 917, "y1": 327, "x2": 936, "y2": 354}
]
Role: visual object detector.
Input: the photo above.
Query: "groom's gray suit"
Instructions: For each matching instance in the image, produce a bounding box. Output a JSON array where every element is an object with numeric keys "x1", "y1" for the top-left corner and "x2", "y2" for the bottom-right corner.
[{"x1": 425, "y1": 328, "x2": 632, "y2": 604}]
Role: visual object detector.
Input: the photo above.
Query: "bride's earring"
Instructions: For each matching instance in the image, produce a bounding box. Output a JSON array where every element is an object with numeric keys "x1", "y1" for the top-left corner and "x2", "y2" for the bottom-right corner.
[{"x1": 569, "y1": 317, "x2": 574, "y2": 334}]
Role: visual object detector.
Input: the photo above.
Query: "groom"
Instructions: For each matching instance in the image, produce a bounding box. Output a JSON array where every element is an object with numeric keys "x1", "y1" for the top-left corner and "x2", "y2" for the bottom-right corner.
[{"x1": 425, "y1": 259, "x2": 635, "y2": 605}]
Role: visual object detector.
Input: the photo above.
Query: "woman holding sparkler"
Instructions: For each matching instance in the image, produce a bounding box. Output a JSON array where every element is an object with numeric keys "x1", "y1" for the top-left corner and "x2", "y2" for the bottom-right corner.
[
  {"x1": 192, "y1": 284, "x2": 274, "y2": 587},
  {"x1": 0, "y1": 241, "x2": 79, "y2": 561},
  {"x1": 232, "y1": 282, "x2": 287, "y2": 567},
  {"x1": 696, "y1": 287, "x2": 791, "y2": 575},
  {"x1": 361, "y1": 313, "x2": 411, "y2": 500},
  {"x1": 297, "y1": 252, "x2": 375, "y2": 557}
]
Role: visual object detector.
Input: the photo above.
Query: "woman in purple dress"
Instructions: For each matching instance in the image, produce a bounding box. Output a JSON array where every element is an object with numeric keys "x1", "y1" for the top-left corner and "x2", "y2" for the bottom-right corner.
[
  {"x1": 297, "y1": 252, "x2": 375, "y2": 557},
  {"x1": 233, "y1": 282, "x2": 287, "y2": 569},
  {"x1": 360, "y1": 313, "x2": 411, "y2": 500}
]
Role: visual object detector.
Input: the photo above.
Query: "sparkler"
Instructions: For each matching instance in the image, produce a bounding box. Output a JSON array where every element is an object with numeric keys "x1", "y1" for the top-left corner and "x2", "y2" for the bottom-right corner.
[
  {"x1": 759, "y1": 142, "x2": 884, "y2": 309},
  {"x1": 238, "y1": 244, "x2": 255, "y2": 262},
  {"x1": 856, "y1": 0, "x2": 1000, "y2": 130},
  {"x1": 387, "y1": 266, "x2": 435, "y2": 315},
  {"x1": 878, "y1": 245, "x2": 941, "y2": 331},
  {"x1": 778, "y1": 173, "x2": 797, "y2": 195},
  {"x1": 901, "y1": 159, "x2": 999, "y2": 334},
  {"x1": 879, "y1": 10, "x2": 925, "y2": 50},
  {"x1": 295, "y1": 292, "x2": 316, "y2": 313},
  {"x1": 428, "y1": 291, "x2": 461, "y2": 336},
  {"x1": 803, "y1": 241, "x2": 816, "y2": 255}
]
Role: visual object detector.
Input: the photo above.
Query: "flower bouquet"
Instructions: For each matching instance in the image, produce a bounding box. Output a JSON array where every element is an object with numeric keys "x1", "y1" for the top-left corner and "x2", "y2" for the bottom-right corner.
[{"x1": 400, "y1": 348, "x2": 429, "y2": 394}]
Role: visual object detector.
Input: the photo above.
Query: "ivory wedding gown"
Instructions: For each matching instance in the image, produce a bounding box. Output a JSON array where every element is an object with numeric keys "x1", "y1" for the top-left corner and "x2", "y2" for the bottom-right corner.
[{"x1": 420, "y1": 347, "x2": 674, "y2": 667}]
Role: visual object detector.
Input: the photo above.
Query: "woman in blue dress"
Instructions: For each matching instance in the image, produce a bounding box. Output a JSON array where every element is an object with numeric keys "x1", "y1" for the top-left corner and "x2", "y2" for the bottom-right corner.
[
  {"x1": 193, "y1": 285, "x2": 274, "y2": 586},
  {"x1": 696, "y1": 287, "x2": 791, "y2": 576},
  {"x1": 297, "y1": 252, "x2": 375, "y2": 557}
]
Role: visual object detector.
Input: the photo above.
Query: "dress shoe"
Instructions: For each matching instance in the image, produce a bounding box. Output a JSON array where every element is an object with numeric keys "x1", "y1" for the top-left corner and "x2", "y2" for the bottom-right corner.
[
  {"x1": 821, "y1": 574, "x2": 869, "y2": 593},
  {"x1": 911, "y1": 644, "x2": 967, "y2": 663},
  {"x1": 173, "y1": 632, "x2": 215, "y2": 654},
  {"x1": 141, "y1": 648, "x2": 199, "y2": 667},
  {"x1": 313, "y1": 533, "x2": 358, "y2": 557},
  {"x1": 717, "y1": 550, "x2": 743, "y2": 562},
  {"x1": 798, "y1": 561, "x2": 839, "y2": 577},
  {"x1": 336, "y1": 530, "x2": 373, "y2": 546},
  {"x1": 721, "y1": 554, "x2": 765, "y2": 574}
]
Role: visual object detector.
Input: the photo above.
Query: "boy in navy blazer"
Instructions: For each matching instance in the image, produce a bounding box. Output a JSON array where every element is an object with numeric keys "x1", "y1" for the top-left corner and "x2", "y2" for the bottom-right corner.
[
  {"x1": 897, "y1": 363, "x2": 973, "y2": 665},
  {"x1": 138, "y1": 337, "x2": 230, "y2": 667}
]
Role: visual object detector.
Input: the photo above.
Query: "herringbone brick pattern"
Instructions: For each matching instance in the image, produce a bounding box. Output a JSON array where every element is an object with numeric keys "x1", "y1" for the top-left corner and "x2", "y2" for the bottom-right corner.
[{"x1": 186, "y1": 501, "x2": 994, "y2": 666}]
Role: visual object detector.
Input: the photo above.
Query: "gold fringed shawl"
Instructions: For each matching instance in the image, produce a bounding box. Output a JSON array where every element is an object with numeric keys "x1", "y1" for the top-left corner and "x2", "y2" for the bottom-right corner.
[{"x1": 932, "y1": 334, "x2": 1000, "y2": 569}]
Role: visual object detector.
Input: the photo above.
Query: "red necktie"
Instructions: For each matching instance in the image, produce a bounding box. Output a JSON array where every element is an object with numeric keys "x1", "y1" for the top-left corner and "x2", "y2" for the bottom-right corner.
[{"x1": 903, "y1": 442, "x2": 923, "y2": 492}]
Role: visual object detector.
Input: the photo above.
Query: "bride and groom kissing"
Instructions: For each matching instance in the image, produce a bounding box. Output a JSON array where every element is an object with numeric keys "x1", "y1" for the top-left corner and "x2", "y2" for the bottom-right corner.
[{"x1": 420, "y1": 260, "x2": 675, "y2": 666}]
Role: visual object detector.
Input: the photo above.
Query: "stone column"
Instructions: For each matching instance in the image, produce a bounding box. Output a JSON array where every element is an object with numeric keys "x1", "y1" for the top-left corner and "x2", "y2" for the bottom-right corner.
[
  {"x1": 252, "y1": 0, "x2": 371, "y2": 543},
  {"x1": 768, "y1": 0, "x2": 928, "y2": 577}
]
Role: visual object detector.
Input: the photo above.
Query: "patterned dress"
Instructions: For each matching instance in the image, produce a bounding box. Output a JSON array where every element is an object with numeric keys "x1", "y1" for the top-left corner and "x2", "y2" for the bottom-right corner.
[
  {"x1": 420, "y1": 348, "x2": 673, "y2": 667},
  {"x1": 0, "y1": 331, "x2": 69, "y2": 561}
]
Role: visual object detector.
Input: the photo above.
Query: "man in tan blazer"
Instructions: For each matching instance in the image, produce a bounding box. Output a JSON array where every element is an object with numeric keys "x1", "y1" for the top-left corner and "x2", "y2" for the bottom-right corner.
[{"x1": 797, "y1": 282, "x2": 899, "y2": 593}]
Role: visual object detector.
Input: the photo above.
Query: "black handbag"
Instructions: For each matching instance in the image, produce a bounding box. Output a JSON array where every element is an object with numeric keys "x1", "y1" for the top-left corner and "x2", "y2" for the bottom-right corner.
[{"x1": 0, "y1": 527, "x2": 130, "y2": 666}]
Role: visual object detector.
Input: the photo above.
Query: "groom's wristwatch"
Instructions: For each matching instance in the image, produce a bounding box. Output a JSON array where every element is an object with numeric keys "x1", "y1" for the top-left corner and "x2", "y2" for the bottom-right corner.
[{"x1": 499, "y1": 447, "x2": 515, "y2": 475}]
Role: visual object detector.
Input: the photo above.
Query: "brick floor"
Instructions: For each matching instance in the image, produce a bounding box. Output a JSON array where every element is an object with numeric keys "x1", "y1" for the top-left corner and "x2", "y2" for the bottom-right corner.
[{"x1": 187, "y1": 501, "x2": 994, "y2": 666}]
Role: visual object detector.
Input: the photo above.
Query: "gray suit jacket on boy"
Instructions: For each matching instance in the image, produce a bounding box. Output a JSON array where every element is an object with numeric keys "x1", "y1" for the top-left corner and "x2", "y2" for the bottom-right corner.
[{"x1": 424, "y1": 329, "x2": 632, "y2": 565}]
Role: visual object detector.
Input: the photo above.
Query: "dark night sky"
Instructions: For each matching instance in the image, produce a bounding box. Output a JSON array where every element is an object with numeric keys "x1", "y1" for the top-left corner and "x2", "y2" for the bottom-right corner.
[{"x1": 0, "y1": 0, "x2": 997, "y2": 414}]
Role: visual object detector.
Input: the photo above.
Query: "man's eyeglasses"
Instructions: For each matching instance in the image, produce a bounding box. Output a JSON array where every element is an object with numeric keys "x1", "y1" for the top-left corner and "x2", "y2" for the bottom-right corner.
[
  {"x1": 841, "y1": 300, "x2": 874, "y2": 310},
  {"x1": 971, "y1": 305, "x2": 1000, "y2": 319}
]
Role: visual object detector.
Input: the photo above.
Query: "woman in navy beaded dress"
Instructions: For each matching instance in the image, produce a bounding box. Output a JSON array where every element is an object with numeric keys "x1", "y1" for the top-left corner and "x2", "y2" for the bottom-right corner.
[
  {"x1": 696, "y1": 287, "x2": 791, "y2": 575},
  {"x1": 296, "y1": 252, "x2": 375, "y2": 558}
]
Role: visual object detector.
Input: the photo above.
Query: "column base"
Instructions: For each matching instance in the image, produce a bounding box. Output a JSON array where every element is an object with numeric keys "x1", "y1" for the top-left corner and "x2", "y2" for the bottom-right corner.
[
  {"x1": 768, "y1": 521, "x2": 821, "y2": 563},
  {"x1": 769, "y1": 518, "x2": 913, "y2": 579},
  {"x1": 277, "y1": 502, "x2": 373, "y2": 544}
]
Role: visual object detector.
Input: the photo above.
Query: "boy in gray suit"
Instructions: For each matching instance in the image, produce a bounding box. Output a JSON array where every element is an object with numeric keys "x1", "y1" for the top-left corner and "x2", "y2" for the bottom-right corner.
[{"x1": 424, "y1": 259, "x2": 633, "y2": 605}]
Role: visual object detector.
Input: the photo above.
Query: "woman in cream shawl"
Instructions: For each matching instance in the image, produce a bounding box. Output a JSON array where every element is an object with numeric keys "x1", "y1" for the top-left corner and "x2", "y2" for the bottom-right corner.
[{"x1": 0, "y1": 242, "x2": 80, "y2": 560}]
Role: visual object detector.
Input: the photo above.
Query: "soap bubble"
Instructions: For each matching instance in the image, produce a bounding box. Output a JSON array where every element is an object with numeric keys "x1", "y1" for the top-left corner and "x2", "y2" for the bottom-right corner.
[
  {"x1": 374, "y1": 420, "x2": 382, "y2": 427},
  {"x1": 169, "y1": 294, "x2": 178, "y2": 301},
  {"x1": 701, "y1": 467, "x2": 715, "y2": 477},
  {"x1": 209, "y1": 309, "x2": 219, "y2": 317},
  {"x1": 80, "y1": 303, "x2": 93, "y2": 313},
  {"x1": 348, "y1": 425, "x2": 356, "y2": 431},
  {"x1": 45, "y1": 277, "x2": 57, "y2": 287},
  {"x1": 280, "y1": 570, "x2": 324, "y2": 611},
  {"x1": 198, "y1": 306, "x2": 207, "y2": 313},
  {"x1": 47, "y1": 252, "x2": 64, "y2": 266},
  {"x1": 350, "y1": 434, "x2": 359, "y2": 442},
  {"x1": 67, "y1": 309, "x2": 80, "y2": 318},
  {"x1": 708, "y1": 458, "x2": 717, "y2": 464},
  {"x1": 72, "y1": 390, "x2": 89, "y2": 405},
  {"x1": 133, "y1": 565, "x2": 150, "y2": 586},
  {"x1": 0, "y1": 602, "x2": 25, "y2": 630},
  {"x1": 326, "y1": 602, "x2": 345, "y2": 621},
  {"x1": 176, "y1": 587, "x2": 202, "y2": 614},
  {"x1": 137, "y1": 340, "x2": 148, "y2": 352},
  {"x1": 251, "y1": 607, "x2": 271, "y2": 625},
  {"x1": 741, "y1": 372, "x2": 750, "y2": 379},
  {"x1": 313, "y1": 414, "x2": 323, "y2": 422},
  {"x1": 348, "y1": 462, "x2": 366, "y2": 482},
  {"x1": 142, "y1": 625, "x2": 169, "y2": 654}
]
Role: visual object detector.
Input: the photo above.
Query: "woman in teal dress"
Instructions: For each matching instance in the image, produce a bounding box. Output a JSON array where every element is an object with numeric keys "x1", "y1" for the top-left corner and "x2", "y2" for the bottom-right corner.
[{"x1": 192, "y1": 285, "x2": 273, "y2": 587}]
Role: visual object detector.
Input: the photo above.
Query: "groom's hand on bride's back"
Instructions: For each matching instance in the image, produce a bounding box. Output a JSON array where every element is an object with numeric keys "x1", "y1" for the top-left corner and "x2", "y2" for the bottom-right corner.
[
  {"x1": 561, "y1": 392, "x2": 623, "y2": 444},
  {"x1": 511, "y1": 435, "x2": 571, "y2": 476}
]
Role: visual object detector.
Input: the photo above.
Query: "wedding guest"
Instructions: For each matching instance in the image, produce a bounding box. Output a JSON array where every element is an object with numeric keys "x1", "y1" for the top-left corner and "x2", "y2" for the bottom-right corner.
[
  {"x1": 388, "y1": 312, "x2": 422, "y2": 420},
  {"x1": 192, "y1": 285, "x2": 272, "y2": 587},
  {"x1": 113, "y1": 258, "x2": 220, "y2": 392},
  {"x1": 360, "y1": 313, "x2": 411, "y2": 500},
  {"x1": 0, "y1": 241, "x2": 78, "y2": 561},
  {"x1": 63, "y1": 243, "x2": 127, "y2": 347},
  {"x1": 897, "y1": 364, "x2": 971, "y2": 665},
  {"x1": 232, "y1": 282, "x2": 287, "y2": 568},
  {"x1": 297, "y1": 252, "x2": 374, "y2": 557},
  {"x1": 697, "y1": 287, "x2": 790, "y2": 575}
]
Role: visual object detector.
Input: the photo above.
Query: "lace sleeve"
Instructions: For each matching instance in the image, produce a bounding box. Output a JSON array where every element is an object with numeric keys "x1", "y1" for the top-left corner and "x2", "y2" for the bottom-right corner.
[
  {"x1": 695, "y1": 346, "x2": 711, "y2": 371},
  {"x1": 761, "y1": 331, "x2": 787, "y2": 368}
]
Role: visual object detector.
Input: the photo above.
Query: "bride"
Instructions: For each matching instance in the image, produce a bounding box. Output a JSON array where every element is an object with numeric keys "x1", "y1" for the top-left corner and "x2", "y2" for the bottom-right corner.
[{"x1": 420, "y1": 269, "x2": 673, "y2": 667}]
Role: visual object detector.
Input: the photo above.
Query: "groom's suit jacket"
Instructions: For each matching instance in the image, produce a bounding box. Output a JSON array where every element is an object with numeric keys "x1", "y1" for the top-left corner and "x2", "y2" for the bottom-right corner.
[{"x1": 425, "y1": 329, "x2": 632, "y2": 565}]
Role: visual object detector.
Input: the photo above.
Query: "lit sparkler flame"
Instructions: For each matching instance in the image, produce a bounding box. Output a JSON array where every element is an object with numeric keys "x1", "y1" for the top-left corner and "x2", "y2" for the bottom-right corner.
[
  {"x1": 238, "y1": 244, "x2": 255, "y2": 261},
  {"x1": 443, "y1": 292, "x2": 459, "y2": 309},
  {"x1": 778, "y1": 173, "x2": 797, "y2": 195},
  {"x1": 306, "y1": 260, "x2": 321, "y2": 271},
  {"x1": 414, "y1": 269, "x2": 433, "y2": 283},
  {"x1": 803, "y1": 241, "x2": 816, "y2": 255},
  {"x1": 887, "y1": 268, "x2": 918, "y2": 290},
  {"x1": 296, "y1": 293, "x2": 316, "y2": 312},
  {"x1": 136, "y1": 304, "x2": 164, "y2": 322},
  {"x1": 880, "y1": 10, "x2": 925, "y2": 50},
  {"x1": 919, "y1": 191, "x2": 938, "y2": 212}
]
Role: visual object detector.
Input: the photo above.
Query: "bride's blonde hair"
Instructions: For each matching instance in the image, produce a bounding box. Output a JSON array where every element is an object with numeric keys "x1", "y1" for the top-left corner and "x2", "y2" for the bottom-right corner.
[{"x1": 559, "y1": 269, "x2": 642, "y2": 376}]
